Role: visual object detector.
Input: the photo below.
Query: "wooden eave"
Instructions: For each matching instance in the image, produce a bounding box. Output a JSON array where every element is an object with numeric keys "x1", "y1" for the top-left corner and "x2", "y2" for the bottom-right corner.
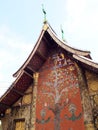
[
  {"x1": 0, "y1": 71, "x2": 33, "y2": 114},
  {"x1": 47, "y1": 24, "x2": 91, "y2": 56},
  {"x1": 13, "y1": 29, "x2": 46, "y2": 77},
  {"x1": 13, "y1": 22, "x2": 91, "y2": 78},
  {"x1": 73, "y1": 54, "x2": 98, "y2": 73}
]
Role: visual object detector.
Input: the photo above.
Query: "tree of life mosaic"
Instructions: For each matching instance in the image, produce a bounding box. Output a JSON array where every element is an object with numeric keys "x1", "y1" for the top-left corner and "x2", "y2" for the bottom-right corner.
[{"x1": 36, "y1": 52, "x2": 84, "y2": 130}]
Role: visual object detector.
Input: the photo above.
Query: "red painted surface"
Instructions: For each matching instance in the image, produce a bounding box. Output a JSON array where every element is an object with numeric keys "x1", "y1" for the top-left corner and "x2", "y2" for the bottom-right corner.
[{"x1": 35, "y1": 52, "x2": 85, "y2": 130}]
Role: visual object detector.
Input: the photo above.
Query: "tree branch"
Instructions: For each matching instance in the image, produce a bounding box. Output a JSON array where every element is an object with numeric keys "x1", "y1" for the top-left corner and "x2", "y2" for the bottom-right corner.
[
  {"x1": 42, "y1": 91, "x2": 55, "y2": 99},
  {"x1": 60, "y1": 87, "x2": 68, "y2": 96}
]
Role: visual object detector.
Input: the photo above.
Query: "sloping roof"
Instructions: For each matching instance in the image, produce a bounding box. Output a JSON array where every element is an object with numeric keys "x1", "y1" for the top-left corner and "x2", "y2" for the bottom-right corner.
[
  {"x1": 13, "y1": 22, "x2": 91, "y2": 78},
  {"x1": 0, "y1": 22, "x2": 98, "y2": 115},
  {"x1": 73, "y1": 54, "x2": 98, "y2": 72}
]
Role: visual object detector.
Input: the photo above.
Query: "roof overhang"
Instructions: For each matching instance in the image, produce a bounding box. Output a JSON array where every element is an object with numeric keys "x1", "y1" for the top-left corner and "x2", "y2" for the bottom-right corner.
[
  {"x1": 0, "y1": 71, "x2": 33, "y2": 114},
  {"x1": 73, "y1": 54, "x2": 98, "y2": 73},
  {"x1": 13, "y1": 22, "x2": 91, "y2": 78}
]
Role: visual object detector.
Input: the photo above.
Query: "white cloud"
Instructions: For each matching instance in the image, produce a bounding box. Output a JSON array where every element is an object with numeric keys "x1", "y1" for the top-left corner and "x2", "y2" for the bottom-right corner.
[
  {"x1": 0, "y1": 24, "x2": 33, "y2": 63},
  {"x1": 65, "y1": 0, "x2": 86, "y2": 32},
  {"x1": 65, "y1": 0, "x2": 98, "y2": 33},
  {"x1": 66, "y1": 0, "x2": 86, "y2": 17},
  {"x1": 0, "y1": 82, "x2": 11, "y2": 97},
  {"x1": 64, "y1": 0, "x2": 98, "y2": 61},
  {"x1": 0, "y1": 24, "x2": 33, "y2": 96}
]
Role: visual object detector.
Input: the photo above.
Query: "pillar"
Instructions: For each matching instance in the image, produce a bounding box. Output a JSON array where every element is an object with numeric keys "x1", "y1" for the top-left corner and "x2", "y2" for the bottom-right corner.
[{"x1": 30, "y1": 72, "x2": 39, "y2": 130}]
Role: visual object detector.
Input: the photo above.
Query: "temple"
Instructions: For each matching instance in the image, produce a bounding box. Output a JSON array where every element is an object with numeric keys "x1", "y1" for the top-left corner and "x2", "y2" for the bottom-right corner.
[{"x1": 0, "y1": 22, "x2": 98, "y2": 130}]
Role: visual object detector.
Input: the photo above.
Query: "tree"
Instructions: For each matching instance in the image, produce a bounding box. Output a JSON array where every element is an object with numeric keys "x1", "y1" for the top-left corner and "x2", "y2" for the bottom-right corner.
[{"x1": 38, "y1": 53, "x2": 79, "y2": 130}]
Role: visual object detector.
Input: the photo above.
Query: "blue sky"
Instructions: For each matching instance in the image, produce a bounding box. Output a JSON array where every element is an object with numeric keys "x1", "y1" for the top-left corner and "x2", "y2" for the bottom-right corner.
[{"x1": 0, "y1": 0, "x2": 98, "y2": 96}]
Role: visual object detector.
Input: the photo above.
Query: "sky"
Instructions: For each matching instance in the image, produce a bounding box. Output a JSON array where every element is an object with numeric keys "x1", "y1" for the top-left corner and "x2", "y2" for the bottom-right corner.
[{"x1": 0, "y1": 0, "x2": 98, "y2": 96}]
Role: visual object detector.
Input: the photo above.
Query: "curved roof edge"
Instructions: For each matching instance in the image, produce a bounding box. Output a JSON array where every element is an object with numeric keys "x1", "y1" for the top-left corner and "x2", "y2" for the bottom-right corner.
[
  {"x1": 73, "y1": 54, "x2": 98, "y2": 69},
  {"x1": 0, "y1": 71, "x2": 24, "y2": 102},
  {"x1": 13, "y1": 29, "x2": 45, "y2": 77},
  {"x1": 46, "y1": 23, "x2": 91, "y2": 56},
  {"x1": 13, "y1": 22, "x2": 91, "y2": 77}
]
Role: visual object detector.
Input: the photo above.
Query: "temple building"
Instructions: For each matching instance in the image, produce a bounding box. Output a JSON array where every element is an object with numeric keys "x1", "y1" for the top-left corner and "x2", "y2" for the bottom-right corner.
[{"x1": 0, "y1": 22, "x2": 98, "y2": 130}]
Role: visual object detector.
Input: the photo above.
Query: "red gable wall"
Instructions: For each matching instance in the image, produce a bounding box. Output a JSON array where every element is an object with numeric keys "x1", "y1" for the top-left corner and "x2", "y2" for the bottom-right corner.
[{"x1": 35, "y1": 50, "x2": 85, "y2": 130}]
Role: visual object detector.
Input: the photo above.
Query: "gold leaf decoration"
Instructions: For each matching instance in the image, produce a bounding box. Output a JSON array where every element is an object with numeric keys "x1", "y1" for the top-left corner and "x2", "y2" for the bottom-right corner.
[
  {"x1": 22, "y1": 94, "x2": 31, "y2": 104},
  {"x1": 94, "y1": 95, "x2": 98, "y2": 105}
]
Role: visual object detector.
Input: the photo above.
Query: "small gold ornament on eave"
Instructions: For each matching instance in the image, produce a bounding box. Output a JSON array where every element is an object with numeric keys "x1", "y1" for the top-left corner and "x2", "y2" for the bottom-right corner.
[{"x1": 43, "y1": 23, "x2": 48, "y2": 31}]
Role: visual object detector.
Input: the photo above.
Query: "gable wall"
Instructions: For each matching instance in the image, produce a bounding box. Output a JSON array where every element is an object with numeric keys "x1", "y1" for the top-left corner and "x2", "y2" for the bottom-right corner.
[{"x1": 35, "y1": 49, "x2": 85, "y2": 130}]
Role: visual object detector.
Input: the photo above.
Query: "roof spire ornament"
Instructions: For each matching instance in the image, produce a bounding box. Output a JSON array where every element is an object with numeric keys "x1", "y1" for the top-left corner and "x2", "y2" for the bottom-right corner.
[
  {"x1": 60, "y1": 25, "x2": 65, "y2": 42},
  {"x1": 42, "y1": 4, "x2": 47, "y2": 23}
]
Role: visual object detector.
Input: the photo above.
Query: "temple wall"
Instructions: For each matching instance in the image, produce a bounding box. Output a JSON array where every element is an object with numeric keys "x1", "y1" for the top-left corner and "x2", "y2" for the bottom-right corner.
[
  {"x1": 86, "y1": 70, "x2": 98, "y2": 95},
  {"x1": 1, "y1": 86, "x2": 33, "y2": 130},
  {"x1": 1, "y1": 51, "x2": 98, "y2": 130},
  {"x1": 35, "y1": 50, "x2": 85, "y2": 130},
  {"x1": 75, "y1": 64, "x2": 96, "y2": 130},
  {"x1": 86, "y1": 71, "x2": 98, "y2": 129}
]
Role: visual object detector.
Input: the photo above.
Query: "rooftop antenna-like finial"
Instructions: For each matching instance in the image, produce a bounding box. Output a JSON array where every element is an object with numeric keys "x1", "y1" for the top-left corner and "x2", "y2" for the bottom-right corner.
[
  {"x1": 60, "y1": 25, "x2": 65, "y2": 42},
  {"x1": 42, "y1": 4, "x2": 47, "y2": 23}
]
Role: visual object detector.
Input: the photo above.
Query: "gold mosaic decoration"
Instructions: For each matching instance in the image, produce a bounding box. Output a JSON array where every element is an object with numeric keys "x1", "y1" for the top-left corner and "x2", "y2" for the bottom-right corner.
[
  {"x1": 94, "y1": 95, "x2": 98, "y2": 105},
  {"x1": 89, "y1": 81, "x2": 98, "y2": 92},
  {"x1": 22, "y1": 94, "x2": 31, "y2": 104},
  {"x1": 85, "y1": 123, "x2": 95, "y2": 130}
]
